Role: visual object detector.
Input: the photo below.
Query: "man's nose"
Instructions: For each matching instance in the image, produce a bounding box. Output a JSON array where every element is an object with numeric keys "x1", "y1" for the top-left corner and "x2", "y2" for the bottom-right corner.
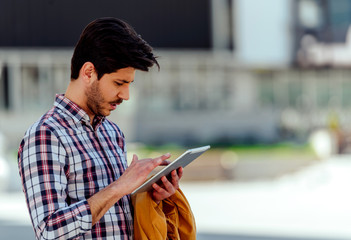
[{"x1": 118, "y1": 85, "x2": 130, "y2": 100}]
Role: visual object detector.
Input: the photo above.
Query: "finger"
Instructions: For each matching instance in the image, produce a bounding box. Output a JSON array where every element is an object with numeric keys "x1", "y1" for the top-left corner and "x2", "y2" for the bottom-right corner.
[
  {"x1": 171, "y1": 169, "x2": 179, "y2": 180},
  {"x1": 152, "y1": 153, "x2": 171, "y2": 167},
  {"x1": 170, "y1": 170, "x2": 180, "y2": 189},
  {"x1": 177, "y1": 167, "x2": 183, "y2": 179},
  {"x1": 152, "y1": 182, "x2": 167, "y2": 194},
  {"x1": 160, "y1": 153, "x2": 171, "y2": 160},
  {"x1": 151, "y1": 183, "x2": 169, "y2": 203},
  {"x1": 159, "y1": 160, "x2": 171, "y2": 166},
  {"x1": 131, "y1": 154, "x2": 138, "y2": 163},
  {"x1": 160, "y1": 176, "x2": 176, "y2": 194}
]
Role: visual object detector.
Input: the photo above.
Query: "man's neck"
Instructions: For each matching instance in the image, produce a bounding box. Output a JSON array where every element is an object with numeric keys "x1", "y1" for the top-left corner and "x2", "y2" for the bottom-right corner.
[{"x1": 65, "y1": 79, "x2": 95, "y2": 123}]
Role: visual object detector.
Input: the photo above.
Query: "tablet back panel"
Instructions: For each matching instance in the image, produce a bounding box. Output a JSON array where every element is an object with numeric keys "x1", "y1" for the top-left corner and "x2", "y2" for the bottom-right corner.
[{"x1": 132, "y1": 145, "x2": 210, "y2": 195}]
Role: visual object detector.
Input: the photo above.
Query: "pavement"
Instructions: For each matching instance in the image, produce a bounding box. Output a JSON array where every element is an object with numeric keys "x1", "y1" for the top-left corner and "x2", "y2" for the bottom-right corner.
[
  {"x1": 182, "y1": 155, "x2": 351, "y2": 240},
  {"x1": 1, "y1": 155, "x2": 351, "y2": 240}
]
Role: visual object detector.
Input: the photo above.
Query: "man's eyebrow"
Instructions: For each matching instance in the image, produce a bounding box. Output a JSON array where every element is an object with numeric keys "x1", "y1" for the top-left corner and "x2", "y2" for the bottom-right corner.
[{"x1": 116, "y1": 79, "x2": 134, "y2": 83}]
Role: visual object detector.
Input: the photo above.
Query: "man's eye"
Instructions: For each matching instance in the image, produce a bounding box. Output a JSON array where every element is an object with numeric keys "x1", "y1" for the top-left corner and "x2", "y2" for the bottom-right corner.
[{"x1": 115, "y1": 82, "x2": 123, "y2": 86}]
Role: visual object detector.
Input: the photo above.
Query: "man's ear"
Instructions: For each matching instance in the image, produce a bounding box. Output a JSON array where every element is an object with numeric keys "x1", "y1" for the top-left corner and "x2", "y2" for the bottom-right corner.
[{"x1": 80, "y1": 62, "x2": 96, "y2": 83}]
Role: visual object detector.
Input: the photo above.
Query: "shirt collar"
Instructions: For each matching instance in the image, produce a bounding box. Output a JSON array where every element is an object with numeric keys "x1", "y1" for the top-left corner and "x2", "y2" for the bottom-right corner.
[{"x1": 54, "y1": 94, "x2": 105, "y2": 127}]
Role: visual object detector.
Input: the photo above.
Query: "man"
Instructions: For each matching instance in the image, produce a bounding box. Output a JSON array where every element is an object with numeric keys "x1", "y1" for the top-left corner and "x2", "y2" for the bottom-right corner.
[{"x1": 18, "y1": 17, "x2": 183, "y2": 240}]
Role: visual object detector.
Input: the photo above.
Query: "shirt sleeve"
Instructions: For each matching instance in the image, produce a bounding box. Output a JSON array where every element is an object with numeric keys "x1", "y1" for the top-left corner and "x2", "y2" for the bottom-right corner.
[{"x1": 18, "y1": 124, "x2": 92, "y2": 240}]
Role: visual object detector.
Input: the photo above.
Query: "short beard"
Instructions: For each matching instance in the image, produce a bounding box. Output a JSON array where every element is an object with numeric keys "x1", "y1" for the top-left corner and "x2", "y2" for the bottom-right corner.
[{"x1": 86, "y1": 81, "x2": 105, "y2": 117}]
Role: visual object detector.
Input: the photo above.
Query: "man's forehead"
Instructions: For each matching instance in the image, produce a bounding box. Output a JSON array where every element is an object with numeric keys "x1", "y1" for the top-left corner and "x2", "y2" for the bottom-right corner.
[{"x1": 109, "y1": 67, "x2": 135, "y2": 80}]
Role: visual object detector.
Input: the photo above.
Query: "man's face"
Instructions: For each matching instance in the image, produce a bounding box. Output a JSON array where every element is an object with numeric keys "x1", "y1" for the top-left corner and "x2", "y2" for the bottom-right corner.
[{"x1": 85, "y1": 67, "x2": 135, "y2": 117}]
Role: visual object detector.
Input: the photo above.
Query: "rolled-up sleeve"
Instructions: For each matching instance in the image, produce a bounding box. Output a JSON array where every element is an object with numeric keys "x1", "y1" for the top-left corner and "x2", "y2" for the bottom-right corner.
[{"x1": 18, "y1": 125, "x2": 92, "y2": 240}]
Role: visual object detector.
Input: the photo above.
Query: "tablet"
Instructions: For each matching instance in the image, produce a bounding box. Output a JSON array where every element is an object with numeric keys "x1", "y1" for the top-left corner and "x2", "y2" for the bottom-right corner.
[{"x1": 131, "y1": 145, "x2": 211, "y2": 195}]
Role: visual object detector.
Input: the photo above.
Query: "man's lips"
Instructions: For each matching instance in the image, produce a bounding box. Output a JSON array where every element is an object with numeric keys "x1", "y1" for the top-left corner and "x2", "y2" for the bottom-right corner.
[
  {"x1": 110, "y1": 103, "x2": 117, "y2": 110},
  {"x1": 110, "y1": 100, "x2": 123, "y2": 110}
]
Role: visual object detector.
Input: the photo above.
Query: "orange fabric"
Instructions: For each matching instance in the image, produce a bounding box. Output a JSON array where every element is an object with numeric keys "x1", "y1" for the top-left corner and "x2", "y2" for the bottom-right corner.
[{"x1": 132, "y1": 188, "x2": 196, "y2": 240}]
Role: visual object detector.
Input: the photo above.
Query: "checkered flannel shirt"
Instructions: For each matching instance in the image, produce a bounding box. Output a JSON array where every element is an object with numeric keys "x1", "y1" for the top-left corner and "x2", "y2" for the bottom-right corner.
[{"x1": 18, "y1": 94, "x2": 133, "y2": 240}]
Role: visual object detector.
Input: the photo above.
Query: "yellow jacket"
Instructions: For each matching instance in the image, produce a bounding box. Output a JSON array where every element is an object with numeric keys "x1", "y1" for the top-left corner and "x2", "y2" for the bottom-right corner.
[{"x1": 132, "y1": 189, "x2": 196, "y2": 240}]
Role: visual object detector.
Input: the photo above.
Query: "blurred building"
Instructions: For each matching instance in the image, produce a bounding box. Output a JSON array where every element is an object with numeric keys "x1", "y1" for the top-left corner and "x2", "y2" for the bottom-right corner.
[
  {"x1": 295, "y1": 0, "x2": 351, "y2": 67},
  {"x1": 1, "y1": 0, "x2": 351, "y2": 149}
]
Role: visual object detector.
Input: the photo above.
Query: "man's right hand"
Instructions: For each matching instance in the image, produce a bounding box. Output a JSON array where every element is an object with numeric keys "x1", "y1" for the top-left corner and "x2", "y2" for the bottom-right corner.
[
  {"x1": 87, "y1": 153, "x2": 171, "y2": 226},
  {"x1": 117, "y1": 153, "x2": 171, "y2": 195}
]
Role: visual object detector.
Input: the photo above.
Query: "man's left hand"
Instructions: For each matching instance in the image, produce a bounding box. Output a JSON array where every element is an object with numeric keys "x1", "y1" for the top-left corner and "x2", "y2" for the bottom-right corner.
[{"x1": 151, "y1": 167, "x2": 183, "y2": 203}]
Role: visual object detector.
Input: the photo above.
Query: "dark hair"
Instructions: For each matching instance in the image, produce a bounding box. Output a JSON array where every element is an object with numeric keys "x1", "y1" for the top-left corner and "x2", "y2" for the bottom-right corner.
[{"x1": 71, "y1": 17, "x2": 159, "y2": 80}]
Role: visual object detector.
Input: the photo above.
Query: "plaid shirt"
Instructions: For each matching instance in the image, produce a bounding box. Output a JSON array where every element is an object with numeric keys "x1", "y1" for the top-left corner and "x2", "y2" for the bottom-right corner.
[{"x1": 18, "y1": 94, "x2": 133, "y2": 240}]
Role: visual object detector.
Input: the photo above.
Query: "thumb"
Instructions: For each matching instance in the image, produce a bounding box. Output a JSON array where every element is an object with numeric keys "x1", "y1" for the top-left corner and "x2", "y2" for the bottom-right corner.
[{"x1": 131, "y1": 154, "x2": 138, "y2": 163}]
